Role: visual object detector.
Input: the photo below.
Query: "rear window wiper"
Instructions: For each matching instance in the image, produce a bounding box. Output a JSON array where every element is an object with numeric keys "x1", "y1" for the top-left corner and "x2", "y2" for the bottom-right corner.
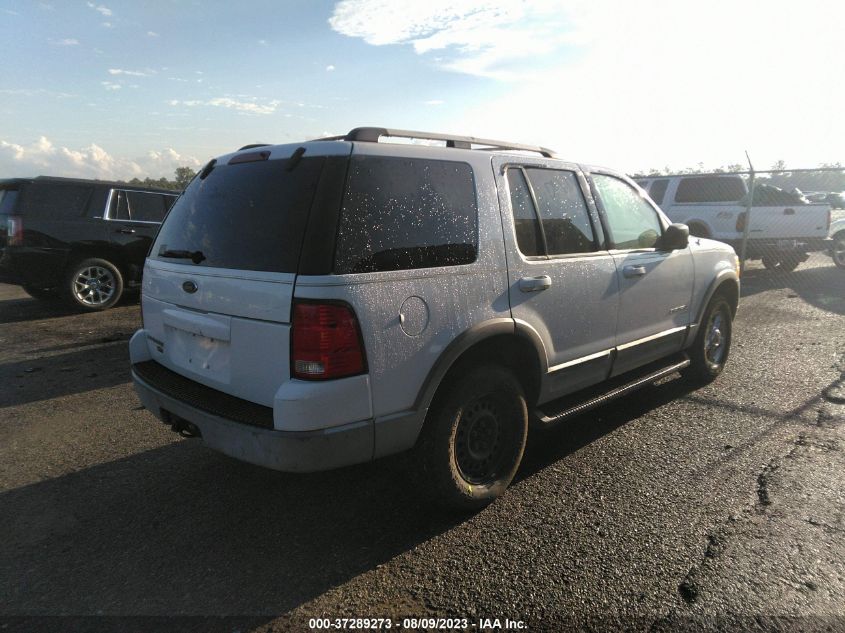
[{"x1": 158, "y1": 248, "x2": 206, "y2": 264}]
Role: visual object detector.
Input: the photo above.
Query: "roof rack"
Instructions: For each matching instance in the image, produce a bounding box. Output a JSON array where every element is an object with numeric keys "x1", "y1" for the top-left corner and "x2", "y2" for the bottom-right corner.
[
  {"x1": 237, "y1": 143, "x2": 271, "y2": 151},
  {"x1": 312, "y1": 127, "x2": 557, "y2": 158}
]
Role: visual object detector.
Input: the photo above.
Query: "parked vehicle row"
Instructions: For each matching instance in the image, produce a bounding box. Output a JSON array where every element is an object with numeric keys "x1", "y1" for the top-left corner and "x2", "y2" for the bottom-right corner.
[
  {"x1": 634, "y1": 174, "x2": 832, "y2": 272},
  {"x1": 128, "y1": 127, "x2": 740, "y2": 509},
  {"x1": 0, "y1": 176, "x2": 179, "y2": 310}
]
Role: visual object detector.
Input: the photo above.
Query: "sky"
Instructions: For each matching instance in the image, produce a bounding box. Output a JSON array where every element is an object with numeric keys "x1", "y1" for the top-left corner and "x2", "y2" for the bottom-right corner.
[{"x1": 1, "y1": 0, "x2": 843, "y2": 180}]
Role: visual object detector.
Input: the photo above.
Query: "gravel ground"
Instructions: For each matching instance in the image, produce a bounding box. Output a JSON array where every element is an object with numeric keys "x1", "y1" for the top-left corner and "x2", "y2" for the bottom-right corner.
[{"x1": 1, "y1": 256, "x2": 843, "y2": 633}]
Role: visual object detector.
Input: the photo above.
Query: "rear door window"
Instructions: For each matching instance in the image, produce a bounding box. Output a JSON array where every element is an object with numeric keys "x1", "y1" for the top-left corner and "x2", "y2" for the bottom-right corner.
[
  {"x1": 151, "y1": 157, "x2": 325, "y2": 273},
  {"x1": 0, "y1": 189, "x2": 20, "y2": 214},
  {"x1": 675, "y1": 176, "x2": 745, "y2": 203},
  {"x1": 506, "y1": 169, "x2": 543, "y2": 257},
  {"x1": 524, "y1": 168, "x2": 596, "y2": 255},
  {"x1": 126, "y1": 191, "x2": 168, "y2": 222},
  {"x1": 648, "y1": 178, "x2": 669, "y2": 205},
  {"x1": 333, "y1": 156, "x2": 478, "y2": 273}
]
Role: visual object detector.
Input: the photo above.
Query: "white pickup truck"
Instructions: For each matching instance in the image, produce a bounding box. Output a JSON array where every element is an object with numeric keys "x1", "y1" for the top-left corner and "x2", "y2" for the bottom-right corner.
[{"x1": 635, "y1": 174, "x2": 832, "y2": 271}]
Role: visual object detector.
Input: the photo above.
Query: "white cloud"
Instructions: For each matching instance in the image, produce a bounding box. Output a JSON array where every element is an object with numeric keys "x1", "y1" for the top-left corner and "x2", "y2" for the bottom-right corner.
[
  {"x1": 258, "y1": 39, "x2": 268, "y2": 46},
  {"x1": 169, "y1": 97, "x2": 281, "y2": 115},
  {"x1": 52, "y1": 38, "x2": 79, "y2": 46},
  {"x1": 101, "y1": 81, "x2": 121, "y2": 91},
  {"x1": 326, "y1": 64, "x2": 336, "y2": 71},
  {"x1": 86, "y1": 2, "x2": 112, "y2": 17},
  {"x1": 108, "y1": 68, "x2": 153, "y2": 77},
  {"x1": 0, "y1": 136, "x2": 202, "y2": 180},
  {"x1": 329, "y1": 0, "x2": 576, "y2": 79},
  {"x1": 102, "y1": 21, "x2": 112, "y2": 28},
  {"x1": 147, "y1": 31, "x2": 159, "y2": 37},
  {"x1": 446, "y1": 0, "x2": 845, "y2": 171}
]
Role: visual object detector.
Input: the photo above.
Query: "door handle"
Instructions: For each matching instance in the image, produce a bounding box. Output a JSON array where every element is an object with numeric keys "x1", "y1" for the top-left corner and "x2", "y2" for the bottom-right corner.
[
  {"x1": 519, "y1": 275, "x2": 552, "y2": 293},
  {"x1": 783, "y1": 208, "x2": 795, "y2": 215},
  {"x1": 115, "y1": 228, "x2": 136, "y2": 234},
  {"x1": 623, "y1": 265, "x2": 647, "y2": 278}
]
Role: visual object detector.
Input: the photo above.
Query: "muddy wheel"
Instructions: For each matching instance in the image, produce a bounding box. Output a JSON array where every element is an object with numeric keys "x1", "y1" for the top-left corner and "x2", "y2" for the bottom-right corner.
[{"x1": 414, "y1": 365, "x2": 528, "y2": 511}]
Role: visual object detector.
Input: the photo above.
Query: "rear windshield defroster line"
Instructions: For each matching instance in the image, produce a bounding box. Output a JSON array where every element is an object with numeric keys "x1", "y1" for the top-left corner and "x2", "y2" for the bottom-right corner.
[{"x1": 151, "y1": 157, "x2": 325, "y2": 273}]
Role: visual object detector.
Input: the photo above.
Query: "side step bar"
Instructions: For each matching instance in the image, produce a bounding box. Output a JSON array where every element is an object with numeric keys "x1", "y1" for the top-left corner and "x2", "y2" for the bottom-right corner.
[{"x1": 534, "y1": 354, "x2": 690, "y2": 427}]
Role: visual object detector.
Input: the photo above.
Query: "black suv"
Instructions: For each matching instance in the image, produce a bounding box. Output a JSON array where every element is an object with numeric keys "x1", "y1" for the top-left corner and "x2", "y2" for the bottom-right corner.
[{"x1": 0, "y1": 176, "x2": 179, "y2": 310}]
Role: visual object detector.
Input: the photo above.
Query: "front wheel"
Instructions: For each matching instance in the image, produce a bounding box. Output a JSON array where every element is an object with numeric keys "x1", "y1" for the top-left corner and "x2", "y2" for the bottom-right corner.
[
  {"x1": 831, "y1": 232, "x2": 845, "y2": 269},
  {"x1": 62, "y1": 258, "x2": 124, "y2": 311},
  {"x1": 414, "y1": 365, "x2": 528, "y2": 511},
  {"x1": 682, "y1": 296, "x2": 733, "y2": 385}
]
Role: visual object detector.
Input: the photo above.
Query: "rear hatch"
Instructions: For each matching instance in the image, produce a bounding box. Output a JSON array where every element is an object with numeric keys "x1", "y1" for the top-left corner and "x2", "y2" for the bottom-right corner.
[{"x1": 140, "y1": 142, "x2": 350, "y2": 406}]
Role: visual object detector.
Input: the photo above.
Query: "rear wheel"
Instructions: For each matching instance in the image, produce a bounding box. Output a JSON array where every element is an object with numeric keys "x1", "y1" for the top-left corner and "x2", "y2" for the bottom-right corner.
[
  {"x1": 682, "y1": 296, "x2": 733, "y2": 385},
  {"x1": 832, "y1": 232, "x2": 845, "y2": 269},
  {"x1": 62, "y1": 258, "x2": 124, "y2": 311},
  {"x1": 762, "y1": 255, "x2": 801, "y2": 273},
  {"x1": 414, "y1": 365, "x2": 528, "y2": 511}
]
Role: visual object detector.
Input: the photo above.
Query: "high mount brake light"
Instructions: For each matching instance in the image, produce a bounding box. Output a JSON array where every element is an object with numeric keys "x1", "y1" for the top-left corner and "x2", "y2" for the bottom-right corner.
[{"x1": 292, "y1": 301, "x2": 366, "y2": 380}]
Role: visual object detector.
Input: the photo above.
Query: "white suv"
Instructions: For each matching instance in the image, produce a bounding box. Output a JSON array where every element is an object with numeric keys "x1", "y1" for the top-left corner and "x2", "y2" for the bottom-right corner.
[{"x1": 130, "y1": 127, "x2": 740, "y2": 510}]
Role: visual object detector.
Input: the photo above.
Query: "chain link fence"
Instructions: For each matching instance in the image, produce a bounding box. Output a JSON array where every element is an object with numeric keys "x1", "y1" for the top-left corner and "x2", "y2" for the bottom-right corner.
[{"x1": 633, "y1": 168, "x2": 845, "y2": 278}]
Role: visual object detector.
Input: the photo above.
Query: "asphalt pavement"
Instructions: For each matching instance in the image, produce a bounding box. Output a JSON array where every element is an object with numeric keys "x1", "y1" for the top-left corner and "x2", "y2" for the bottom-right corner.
[{"x1": 1, "y1": 257, "x2": 843, "y2": 632}]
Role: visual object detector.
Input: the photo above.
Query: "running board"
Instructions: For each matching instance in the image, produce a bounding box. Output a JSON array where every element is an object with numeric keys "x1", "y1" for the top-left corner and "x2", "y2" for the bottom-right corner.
[{"x1": 534, "y1": 354, "x2": 690, "y2": 427}]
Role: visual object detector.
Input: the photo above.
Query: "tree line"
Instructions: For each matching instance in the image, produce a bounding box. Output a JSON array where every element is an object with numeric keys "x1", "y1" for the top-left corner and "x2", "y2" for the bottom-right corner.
[
  {"x1": 122, "y1": 166, "x2": 197, "y2": 191},
  {"x1": 632, "y1": 161, "x2": 845, "y2": 193}
]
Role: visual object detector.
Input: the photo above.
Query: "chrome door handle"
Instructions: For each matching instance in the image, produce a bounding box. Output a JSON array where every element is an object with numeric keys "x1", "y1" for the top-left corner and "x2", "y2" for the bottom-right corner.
[
  {"x1": 623, "y1": 265, "x2": 647, "y2": 277},
  {"x1": 519, "y1": 275, "x2": 552, "y2": 292},
  {"x1": 115, "y1": 228, "x2": 136, "y2": 234}
]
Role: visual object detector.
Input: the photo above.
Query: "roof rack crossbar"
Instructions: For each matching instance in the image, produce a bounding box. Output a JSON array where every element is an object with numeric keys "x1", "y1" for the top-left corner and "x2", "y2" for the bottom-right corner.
[{"x1": 320, "y1": 127, "x2": 556, "y2": 158}]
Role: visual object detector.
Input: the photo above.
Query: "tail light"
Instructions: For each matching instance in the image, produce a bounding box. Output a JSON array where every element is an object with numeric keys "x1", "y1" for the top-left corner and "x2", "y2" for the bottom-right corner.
[
  {"x1": 735, "y1": 211, "x2": 746, "y2": 233},
  {"x1": 292, "y1": 301, "x2": 366, "y2": 380},
  {"x1": 6, "y1": 215, "x2": 23, "y2": 245}
]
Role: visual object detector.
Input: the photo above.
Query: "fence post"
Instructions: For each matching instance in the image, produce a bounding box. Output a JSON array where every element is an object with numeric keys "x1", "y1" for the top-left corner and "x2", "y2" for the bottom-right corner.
[{"x1": 739, "y1": 154, "x2": 756, "y2": 276}]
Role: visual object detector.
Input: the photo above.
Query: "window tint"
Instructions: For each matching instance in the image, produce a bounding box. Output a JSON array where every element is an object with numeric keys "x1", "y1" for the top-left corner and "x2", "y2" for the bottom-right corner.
[
  {"x1": 506, "y1": 169, "x2": 542, "y2": 256},
  {"x1": 648, "y1": 178, "x2": 669, "y2": 206},
  {"x1": 151, "y1": 157, "x2": 325, "y2": 273},
  {"x1": 525, "y1": 168, "x2": 595, "y2": 255},
  {"x1": 126, "y1": 191, "x2": 167, "y2": 222},
  {"x1": 675, "y1": 176, "x2": 746, "y2": 203},
  {"x1": 21, "y1": 183, "x2": 92, "y2": 218},
  {"x1": 334, "y1": 156, "x2": 477, "y2": 273},
  {"x1": 593, "y1": 174, "x2": 662, "y2": 249}
]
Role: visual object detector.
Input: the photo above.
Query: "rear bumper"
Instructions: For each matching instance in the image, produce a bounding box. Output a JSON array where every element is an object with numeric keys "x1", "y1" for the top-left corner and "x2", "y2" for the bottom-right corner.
[{"x1": 132, "y1": 367, "x2": 375, "y2": 472}]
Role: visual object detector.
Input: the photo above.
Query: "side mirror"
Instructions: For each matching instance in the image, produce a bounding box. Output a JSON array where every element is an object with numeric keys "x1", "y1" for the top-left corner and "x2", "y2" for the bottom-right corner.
[{"x1": 659, "y1": 223, "x2": 689, "y2": 250}]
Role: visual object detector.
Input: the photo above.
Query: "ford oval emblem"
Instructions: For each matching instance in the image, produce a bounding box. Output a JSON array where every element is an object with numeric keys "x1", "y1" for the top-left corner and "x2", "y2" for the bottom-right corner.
[{"x1": 182, "y1": 280, "x2": 198, "y2": 294}]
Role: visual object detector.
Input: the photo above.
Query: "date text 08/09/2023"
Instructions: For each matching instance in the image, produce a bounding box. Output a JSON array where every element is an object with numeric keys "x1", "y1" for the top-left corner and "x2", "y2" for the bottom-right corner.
[{"x1": 308, "y1": 617, "x2": 528, "y2": 630}]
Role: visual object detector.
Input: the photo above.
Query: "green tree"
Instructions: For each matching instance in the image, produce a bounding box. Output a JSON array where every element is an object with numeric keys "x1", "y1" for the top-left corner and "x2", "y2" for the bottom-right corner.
[{"x1": 174, "y1": 166, "x2": 197, "y2": 189}]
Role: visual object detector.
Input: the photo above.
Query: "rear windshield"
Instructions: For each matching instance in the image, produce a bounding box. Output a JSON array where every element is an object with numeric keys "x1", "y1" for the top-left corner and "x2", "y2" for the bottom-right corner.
[{"x1": 151, "y1": 157, "x2": 324, "y2": 273}]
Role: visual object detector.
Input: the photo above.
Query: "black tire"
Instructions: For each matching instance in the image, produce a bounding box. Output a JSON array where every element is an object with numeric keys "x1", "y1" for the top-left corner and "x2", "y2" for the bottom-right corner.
[
  {"x1": 761, "y1": 255, "x2": 801, "y2": 273},
  {"x1": 682, "y1": 296, "x2": 733, "y2": 385},
  {"x1": 831, "y1": 231, "x2": 845, "y2": 269},
  {"x1": 414, "y1": 365, "x2": 528, "y2": 511},
  {"x1": 22, "y1": 285, "x2": 57, "y2": 301},
  {"x1": 62, "y1": 258, "x2": 124, "y2": 311}
]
